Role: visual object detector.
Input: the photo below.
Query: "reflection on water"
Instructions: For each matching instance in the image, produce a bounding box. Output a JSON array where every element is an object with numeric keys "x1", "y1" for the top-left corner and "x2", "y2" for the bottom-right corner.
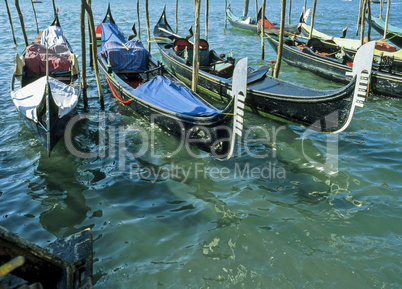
[
  {"x1": 0, "y1": 0, "x2": 401, "y2": 288},
  {"x1": 29, "y1": 151, "x2": 91, "y2": 238}
]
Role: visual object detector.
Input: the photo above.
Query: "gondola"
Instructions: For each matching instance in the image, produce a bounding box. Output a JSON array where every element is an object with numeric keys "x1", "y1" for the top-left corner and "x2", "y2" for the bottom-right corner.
[
  {"x1": 367, "y1": 14, "x2": 402, "y2": 48},
  {"x1": 10, "y1": 15, "x2": 81, "y2": 155},
  {"x1": 226, "y1": 4, "x2": 302, "y2": 36},
  {"x1": 299, "y1": 22, "x2": 402, "y2": 60},
  {"x1": 265, "y1": 33, "x2": 402, "y2": 98},
  {"x1": 226, "y1": 4, "x2": 259, "y2": 32},
  {"x1": 96, "y1": 5, "x2": 245, "y2": 160},
  {"x1": 256, "y1": 7, "x2": 303, "y2": 36},
  {"x1": 154, "y1": 8, "x2": 375, "y2": 134}
]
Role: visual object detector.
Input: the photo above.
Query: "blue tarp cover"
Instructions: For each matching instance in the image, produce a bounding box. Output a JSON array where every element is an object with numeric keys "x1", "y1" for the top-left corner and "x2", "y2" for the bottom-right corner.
[
  {"x1": 101, "y1": 23, "x2": 149, "y2": 72},
  {"x1": 132, "y1": 76, "x2": 220, "y2": 117}
]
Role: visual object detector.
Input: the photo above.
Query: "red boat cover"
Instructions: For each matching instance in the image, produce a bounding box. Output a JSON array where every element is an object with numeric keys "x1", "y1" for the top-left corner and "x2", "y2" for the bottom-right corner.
[
  {"x1": 375, "y1": 39, "x2": 397, "y2": 52},
  {"x1": 25, "y1": 43, "x2": 71, "y2": 75},
  {"x1": 258, "y1": 19, "x2": 275, "y2": 29}
]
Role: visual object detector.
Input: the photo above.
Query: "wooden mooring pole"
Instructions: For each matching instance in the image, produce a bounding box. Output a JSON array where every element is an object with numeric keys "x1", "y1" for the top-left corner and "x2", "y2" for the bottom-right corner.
[
  {"x1": 356, "y1": 0, "x2": 363, "y2": 36},
  {"x1": 30, "y1": 0, "x2": 39, "y2": 33},
  {"x1": 137, "y1": 0, "x2": 141, "y2": 39},
  {"x1": 288, "y1": 0, "x2": 292, "y2": 25},
  {"x1": 367, "y1": 0, "x2": 371, "y2": 41},
  {"x1": 80, "y1": 0, "x2": 88, "y2": 108},
  {"x1": 88, "y1": 0, "x2": 93, "y2": 67},
  {"x1": 384, "y1": 0, "x2": 391, "y2": 39},
  {"x1": 309, "y1": 0, "x2": 317, "y2": 39},
  {"x1": 15, "y1": 0, "x2": 29, "y2": 47},
  {"x1": 192, "y1": 0, "x2": 201, "y2": 92},
  {"x1": 274, "y1": 0, "x2": 286, "y2": 78},
  {"x1": 255, "y1": 0, "x2": 258, "y2": 26},
  {"x1": 360, "y1": 0, "x2": 366, "y2": 46},
  {"x1": 176, "y1": 0, "x2": 179, "y2": 33},
  {"x1": 243, "y1": 0, "x2": 249, "y2": 17},
  {"x1": 261, "y1": 0, "x2": 266, "y2": 60},
  {"x1": 4, "y1": 0, "x2": 17, "y2": 45},
  {"x1": 224, "y1": 0, "x2": 227, "y2": 28},
  {"x1": 379, "y1": 0, "x2": 384, "y2": 19},
  {"x1": 80, "y1": 0, "x2": 104, "y2": 109},
  {"x1": 205, "y1": 0, "x2": 209, "y2": 40},
  {"x1": 145, "y1": 0, "x2": 151, "y2": 52}
]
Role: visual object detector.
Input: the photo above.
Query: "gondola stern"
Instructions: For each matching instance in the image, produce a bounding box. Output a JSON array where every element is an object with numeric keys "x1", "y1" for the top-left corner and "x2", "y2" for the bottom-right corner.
[
  {"x1": 102, "y1": 3, "x2": 115, "y2": 24},
  {"x1": 50, "y1": 13, "x2": 60, "y2": 27}
]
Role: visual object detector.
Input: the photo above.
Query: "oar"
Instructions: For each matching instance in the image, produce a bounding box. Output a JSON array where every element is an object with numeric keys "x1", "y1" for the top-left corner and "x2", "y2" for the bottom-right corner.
[{"x1": 158, "y1": 26, "x2": 185, "y2": 39}]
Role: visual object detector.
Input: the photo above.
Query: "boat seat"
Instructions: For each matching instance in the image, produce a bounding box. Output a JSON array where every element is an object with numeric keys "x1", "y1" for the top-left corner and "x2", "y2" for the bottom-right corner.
[
  {"x1": 174, "y1": 38, "x2": 194, "y2": 64},
  {"x1": 199, "y1": 39, "x2": 210, "y2": 66},
  {"x1": 302, "y1": 46, "x2": 345, "y2": 64}
]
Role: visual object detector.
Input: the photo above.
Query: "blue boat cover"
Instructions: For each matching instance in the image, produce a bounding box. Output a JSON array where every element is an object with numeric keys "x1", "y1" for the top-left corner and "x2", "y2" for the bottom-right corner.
[
  {"x1": 132, "y1": 76, "x2": 220, "y2": 117},
  {"x1": 101, "y1": 23, "x2": 149, "y2": 72}
]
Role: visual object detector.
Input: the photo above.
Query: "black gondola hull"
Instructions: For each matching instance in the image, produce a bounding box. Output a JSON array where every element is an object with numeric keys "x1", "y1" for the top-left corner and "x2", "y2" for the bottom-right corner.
[
  {"x1": 154, "y1": 10, "x2": 360, "y2": 133},
  {"x1": 18, "y1": 108, "x2": 75, "y2": 153},
  {"x1": 227, "y1": 18, "x2": 258, "y2": 32},
  {"x1": 266, "y1": 36, "x2": 402, "y2": 99},
  {"x1": 159, "y1": 47, "x2": 356, "y2": 132},
  {"x1": 98, "y1": 55, "x2": 234, "y2": 158}
]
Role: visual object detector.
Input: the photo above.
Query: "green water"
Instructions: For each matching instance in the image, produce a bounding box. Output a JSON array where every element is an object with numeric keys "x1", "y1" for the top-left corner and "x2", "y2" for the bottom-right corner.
[{"x1": 0, "y1": 0, "x2": 401, "y2": 288}]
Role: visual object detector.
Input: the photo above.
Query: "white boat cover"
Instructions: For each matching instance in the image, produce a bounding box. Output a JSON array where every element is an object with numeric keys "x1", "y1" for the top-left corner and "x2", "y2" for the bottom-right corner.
[
  {"x1": 11, "y1": 76, "x2": 79, "y2": 122},
  {"x1": 41, "y1": 25, "x2": 73, "y2": 51}
]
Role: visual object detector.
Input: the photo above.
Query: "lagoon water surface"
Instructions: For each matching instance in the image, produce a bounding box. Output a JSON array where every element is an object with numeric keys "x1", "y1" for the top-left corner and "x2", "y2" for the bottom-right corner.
[{"x1": 0, "y1": 0, "x2": 401, "y2": 288}]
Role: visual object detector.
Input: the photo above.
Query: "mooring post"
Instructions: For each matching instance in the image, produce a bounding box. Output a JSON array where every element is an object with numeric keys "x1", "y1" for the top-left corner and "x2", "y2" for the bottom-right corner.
[
  {"x1": 379, "y1": 0, "x2": 384, "y2": 19},
  {"x1": 261, "y1": 0, "x2": 266, "y2": 60},
  {"x1": 15, "y1": 0, "x2": 29, "y2": 47},
  {"x1": 360, "y1": 0, "x2": 366, "y2": 46},
  {"x1": 145, "y1": 0, "x2": 151, "y2": 52},
  {"x1": 274, "y1": 0, "x2": 286, "y2": 78},
  {"x1": 137, "y1": 0, "x2": 141, "y2": 39},
  {"x1": 4, "y1": 0, "x2": 17, "y2": 45},
  {"x1": 225, "y1": 0, "x2": 227, "y2": 28},
  {"x1": 192, "y1": 0, "x2": 201, "y2": 92},
  {"x1": 309, "y1": 0, "x2": 317, "y2": 39},
  {"x1": 80, "y1": 0, "x2": 88, "y2": 108},
  {"x1": 84, "y1": 0, "x2": 104, "y2": 109},
  {"x1": 367, "y1": 0, "x2": 371, "y2": 41},
  {"x1": 356, "y1": 0, "x2": 363, "y2": 36},
  {"x1": 205, "y1": 0, "x2": 209, "y2": 40},
  {"x1": 88, "y1": 0, "x2": 93, "y2": 67},
  {"x1": 255, "y1": 0, "x2": 258, "y2": 25},
  {"x1": 384, "y1": 0, "x2": 391, "y2": 39},
  {"x1": 175, "y1": 0, "x2": 179, "y2": 33},
  {"x1": 30, "y1": 0, "x2": 39, "y2": 33},
  {"x1": 288, "y1": 0, "x2": 292, "y2": 25},
  {"x1": 243, "y1": 0, "x2": 249, "y2": 17}
]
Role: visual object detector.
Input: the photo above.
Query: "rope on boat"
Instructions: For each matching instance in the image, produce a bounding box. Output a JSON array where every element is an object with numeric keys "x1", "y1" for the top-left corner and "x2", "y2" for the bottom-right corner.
[{"x1": 106, "y1": 77, "x2": 133, "y2": 104}]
